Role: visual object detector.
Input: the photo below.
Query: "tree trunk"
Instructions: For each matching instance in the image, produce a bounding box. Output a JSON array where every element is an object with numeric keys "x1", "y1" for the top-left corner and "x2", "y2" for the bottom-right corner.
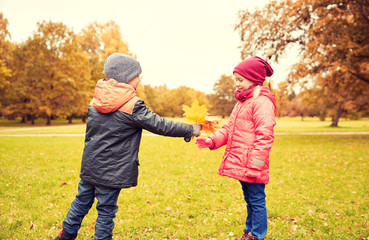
[
  {"x1": 31, "y1": 114, "x2": 35, "y2": 125},
  {"x1": 331, "y1": 103, "x2": 343, "y2": 127},
  {"x1": 68, "y1": 116, "x2": 73, "y2": 124},
  {"x1": 82, "y1": 115, "x2": 86, "y2": 123},
  {"x1": 21, "y1": 115, "x2": 26, "y2": 123},
  {"x1": 46, "y1": 115, "x2": 51, "y2": 125}
]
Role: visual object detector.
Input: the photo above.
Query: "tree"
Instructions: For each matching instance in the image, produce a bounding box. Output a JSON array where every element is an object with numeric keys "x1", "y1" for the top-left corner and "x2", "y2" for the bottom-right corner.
[
  {"x1": 235, "y1": 0, "x2": 369, "y2": 126},
  {"x1": 62, "y1": 48, "x2": 92, "y2": 124},
  {"x1": 136, "y1": 84, "x2": 209, "y2": 118},
  {"x1": 299, "y1": 87, "x2": 327, "y2": 119},
  {"x1": 137, "y1": 84, "x2": 160, "y2": 113},
  {"x1": 165, "y1": 86, "x2": 208, "y2": 117},
  {"x1": 0, "y1": 13, "x2": 13, "y2": 109},
  {"x1": 77, "y1": 21, "x2": 133, "y2": 82},
  {"x1": 209, "y1": 74, "x2": 237, "y2": 118},
  {"x1": 275, "y1": 81, "x2": 290, "y2": 117},
  {"x1": 3, "y1": 21, "x2": 91, "y2": 125}
]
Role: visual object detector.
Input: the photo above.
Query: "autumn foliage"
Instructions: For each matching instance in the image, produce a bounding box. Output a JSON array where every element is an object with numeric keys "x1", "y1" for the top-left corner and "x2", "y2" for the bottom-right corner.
[
  {"x1": 1, "y1": 2, "x2": 369, "y2": 127},
  {"x1": 235, "y1": 0, "x2": 369, "y2": 126},
  {"x1": 182, "y1": 100, "x2": 220, "y2": 134}
]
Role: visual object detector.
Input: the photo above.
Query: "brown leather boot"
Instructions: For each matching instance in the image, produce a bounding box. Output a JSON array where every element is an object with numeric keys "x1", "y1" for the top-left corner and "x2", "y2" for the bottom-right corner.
[
  {"x1": 237, "y1": 231, "x2": 251, "y2": 240},
  {"x1": 247, "y1": 232, "x2": 264, "y2": 240}
]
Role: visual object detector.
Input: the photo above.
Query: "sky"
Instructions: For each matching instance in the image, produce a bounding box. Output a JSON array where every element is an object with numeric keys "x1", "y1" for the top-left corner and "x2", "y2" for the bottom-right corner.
[{"x1": 1, "y1": 0, "x2": 298, "y2": 94}]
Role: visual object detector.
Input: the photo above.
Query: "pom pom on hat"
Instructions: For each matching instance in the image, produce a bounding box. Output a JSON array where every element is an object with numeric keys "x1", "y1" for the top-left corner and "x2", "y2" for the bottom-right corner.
[
  {"x1": 233, "y1": 56, "x2": 274, "y2": 85},
  {"x1": 104, "y1": 53, "x2": 142, "y2": 83}
]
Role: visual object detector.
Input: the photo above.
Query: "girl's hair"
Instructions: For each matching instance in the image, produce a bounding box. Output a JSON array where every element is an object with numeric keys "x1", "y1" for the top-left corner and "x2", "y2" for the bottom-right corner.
[{"x1": 251, "y1": 85, "x2": 261, "y2": 102}]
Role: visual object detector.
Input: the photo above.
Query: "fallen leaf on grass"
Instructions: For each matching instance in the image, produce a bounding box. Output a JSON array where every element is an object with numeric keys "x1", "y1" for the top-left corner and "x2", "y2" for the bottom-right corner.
[
  {"x1": 60, "y1": 182, "x2": 67, "y2": 186},
  {"x1": 318, "y1": 213, "x2": 327, "y2": 221},
  {"x1": 289, "y1": 225, "x2": 298, "y2": 234},
  {"x1": 291, "y1": 216, "x2": 301, "y2": 223}
]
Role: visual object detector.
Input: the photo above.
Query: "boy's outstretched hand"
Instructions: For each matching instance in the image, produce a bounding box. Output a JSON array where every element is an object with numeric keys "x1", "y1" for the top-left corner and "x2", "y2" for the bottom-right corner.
[{"x1": 195, "y1": 138, "x2": 214, "y2": 149}]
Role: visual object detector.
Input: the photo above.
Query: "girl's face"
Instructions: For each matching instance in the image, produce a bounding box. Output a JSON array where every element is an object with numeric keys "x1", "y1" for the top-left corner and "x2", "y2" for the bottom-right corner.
[{"x1": 234, "y1": 73, "x2": 254, "y2": 92}]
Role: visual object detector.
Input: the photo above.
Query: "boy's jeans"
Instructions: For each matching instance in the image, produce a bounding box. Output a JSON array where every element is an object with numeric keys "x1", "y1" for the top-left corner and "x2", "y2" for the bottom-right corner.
[
  {"x1": 62, "y1": 180, "x2": 121, "y2": 240},
  {"x1": 240, "y1": 181, "x2": 267, "y2": 240}
]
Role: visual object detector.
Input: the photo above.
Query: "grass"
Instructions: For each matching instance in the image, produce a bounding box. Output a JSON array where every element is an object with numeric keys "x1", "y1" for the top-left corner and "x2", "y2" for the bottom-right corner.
[
  {"x1": 0, "y1": 130, "x2": 368, "y2": 239},
  {"x1": 274, "y1": 117, "x2": 369, "y2": 132},
  {"x1": 0, "y1": 117, "x2": 369, "y2": 135}
]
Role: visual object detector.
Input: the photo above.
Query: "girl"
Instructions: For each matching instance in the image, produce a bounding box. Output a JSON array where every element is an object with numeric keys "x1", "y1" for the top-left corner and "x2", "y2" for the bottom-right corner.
[{"x1": 196, "y1": 56, "x2": 276, "y2": 240}]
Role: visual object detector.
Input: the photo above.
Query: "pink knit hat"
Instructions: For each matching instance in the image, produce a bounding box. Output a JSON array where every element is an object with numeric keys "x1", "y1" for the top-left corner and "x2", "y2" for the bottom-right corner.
[{"x1": 233, "y1": 56, "x2": 274, "y2": 85}]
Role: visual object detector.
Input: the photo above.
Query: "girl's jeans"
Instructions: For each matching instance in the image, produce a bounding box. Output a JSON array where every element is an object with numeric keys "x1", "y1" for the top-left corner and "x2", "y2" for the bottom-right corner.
[
  {"x1": 240, "y1": 181, "x2": 267, "y2": 240},
  {"x1": 62, "y1": 180, "x2": 121, "y2": 240}
]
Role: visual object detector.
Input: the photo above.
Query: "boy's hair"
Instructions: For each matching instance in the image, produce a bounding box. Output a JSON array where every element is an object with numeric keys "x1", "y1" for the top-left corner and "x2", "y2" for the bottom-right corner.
[{"x1": 104, "y1": 53, "x2": 142, "y2": 83}]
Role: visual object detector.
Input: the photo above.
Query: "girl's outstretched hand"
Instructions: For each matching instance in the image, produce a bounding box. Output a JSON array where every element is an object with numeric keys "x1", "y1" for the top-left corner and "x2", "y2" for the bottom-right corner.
[{"x1": 195, "y1": 138, "x2": 214, "y2": 149}]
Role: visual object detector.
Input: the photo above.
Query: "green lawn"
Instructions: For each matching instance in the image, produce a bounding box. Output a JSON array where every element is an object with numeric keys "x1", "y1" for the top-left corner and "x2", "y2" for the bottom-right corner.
[
  {"x1": 274, "y1": 117, "x2": 369, "y2": 132},
  {"x1": 0, "y1": 132, "x2": 368, "y2": 239},
  {"x1": 0, "y1": 117, "x2": 369, "y2": 135}
]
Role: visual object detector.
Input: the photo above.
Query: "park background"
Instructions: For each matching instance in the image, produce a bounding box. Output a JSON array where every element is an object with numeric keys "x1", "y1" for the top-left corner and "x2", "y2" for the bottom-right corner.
[{"x1": 1, "y1": 0, "x2": 369, "y2": 239}]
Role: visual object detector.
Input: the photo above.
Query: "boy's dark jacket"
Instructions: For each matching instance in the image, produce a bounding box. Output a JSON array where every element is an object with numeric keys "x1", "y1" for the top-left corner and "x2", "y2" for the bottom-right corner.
[{"x1": 80, "y1": 79, "x2": 193, "y2": 189}]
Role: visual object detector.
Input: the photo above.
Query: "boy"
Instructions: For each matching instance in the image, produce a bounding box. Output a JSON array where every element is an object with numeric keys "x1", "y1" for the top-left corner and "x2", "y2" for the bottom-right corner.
[{"x1": 54, "y1": 53, "x2": 201, "y2": 240}]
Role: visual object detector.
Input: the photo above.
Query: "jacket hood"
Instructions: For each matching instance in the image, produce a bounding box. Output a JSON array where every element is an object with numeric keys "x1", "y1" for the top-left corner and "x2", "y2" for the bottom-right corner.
[
  {"x1": 92, "y1": 79, "x2": 136, "y2": 114},
  {"x1": 259, "y1": 85, "x2": 277, "y2": 115}
]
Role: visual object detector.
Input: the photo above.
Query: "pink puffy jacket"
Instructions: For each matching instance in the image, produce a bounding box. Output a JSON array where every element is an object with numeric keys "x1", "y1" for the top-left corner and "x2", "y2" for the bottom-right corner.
[{"x1": 209, "y1": 86, "x2": 277, "y2": 184}]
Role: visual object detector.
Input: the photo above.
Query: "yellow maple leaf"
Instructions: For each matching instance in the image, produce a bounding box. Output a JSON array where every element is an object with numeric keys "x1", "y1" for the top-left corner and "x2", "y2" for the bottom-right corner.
[
  {"x1": 183, "y1": 100, "x2": 221, "y2": 135},
  {"x1": 182, "y1": 100, "x2": 207, "y2": 124}
]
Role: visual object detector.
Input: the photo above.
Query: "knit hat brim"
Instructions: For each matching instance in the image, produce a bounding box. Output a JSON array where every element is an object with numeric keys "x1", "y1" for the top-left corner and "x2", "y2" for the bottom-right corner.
[{"x1": 233, "y1": 56, "x2": 273, "y2": 85}]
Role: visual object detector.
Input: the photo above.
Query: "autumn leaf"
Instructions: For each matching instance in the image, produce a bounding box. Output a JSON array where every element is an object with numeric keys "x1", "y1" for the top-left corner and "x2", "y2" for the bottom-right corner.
[
  {"x1": 202, "y1": 120, "x2": 220, "y2": 135},
  {"x1": 289, "y1": 225, "x2": 298, "y2": 234},
  {"x1": 182, "y1": 100, "x2": 207, "y2": 124},
  {"x1": 182, "y1": 100, "x2": 220, "y2": 134},
  {"x1": 291, "y1": 216, "x2": 301, "y2": 223}
]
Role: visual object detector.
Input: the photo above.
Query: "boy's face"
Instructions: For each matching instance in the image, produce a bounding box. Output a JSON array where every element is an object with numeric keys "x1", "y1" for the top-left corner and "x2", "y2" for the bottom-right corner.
[
  {"x1": 234, "y1": 73, "x2": 254, "y2": 92},
  {"x1": 128, "y1": 76, "x2": 141, "y2": 89}
]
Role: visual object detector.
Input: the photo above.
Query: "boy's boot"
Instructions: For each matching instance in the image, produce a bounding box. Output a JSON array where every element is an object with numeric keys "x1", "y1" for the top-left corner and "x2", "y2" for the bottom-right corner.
[
  {"x1": 237, "y1": 231, "x2": 250, "y2": 240},
  {"x1": 54, "y1": 229, "x2": 77, "y2": 240},
  {"x1": 247, "y1": 232, "x2": 264, "y2": 240},
  {"x1": 237, "y1": 231, "x2": 264, "y2": 240}
]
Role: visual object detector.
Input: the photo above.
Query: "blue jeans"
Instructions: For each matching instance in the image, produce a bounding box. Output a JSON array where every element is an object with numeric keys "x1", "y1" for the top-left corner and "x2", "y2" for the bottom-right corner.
[
  {"x1": 240, "y1": 181, "x2": 267, "y2": 240},
  {"x1": 62, "y1": 180, "x2": 121, "y2": 240}
]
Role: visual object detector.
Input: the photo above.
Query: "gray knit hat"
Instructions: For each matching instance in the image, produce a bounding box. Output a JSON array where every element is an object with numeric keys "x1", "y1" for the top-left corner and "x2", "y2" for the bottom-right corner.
[{"x1": 104, "y1": 53, "x2": 142, "y2": 83}]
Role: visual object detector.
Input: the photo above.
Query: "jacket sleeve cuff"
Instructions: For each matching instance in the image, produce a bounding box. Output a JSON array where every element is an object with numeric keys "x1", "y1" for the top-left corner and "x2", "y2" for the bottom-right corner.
[
  {"x1": 208, "y1": 129, "x2": 227, "y2": 150},
  {"x1": 184, "y1": 125, "x2": 193, "y2": 142},
  {"x1": 208, "y1": 138, "x2": 215, "y2": 149}
]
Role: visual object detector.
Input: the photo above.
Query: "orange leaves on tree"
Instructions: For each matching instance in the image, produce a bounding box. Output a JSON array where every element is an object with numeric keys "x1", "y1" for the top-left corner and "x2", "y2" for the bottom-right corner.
[{"x1": 182, "y1": 100, "x2": 220, "y2": 135}]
